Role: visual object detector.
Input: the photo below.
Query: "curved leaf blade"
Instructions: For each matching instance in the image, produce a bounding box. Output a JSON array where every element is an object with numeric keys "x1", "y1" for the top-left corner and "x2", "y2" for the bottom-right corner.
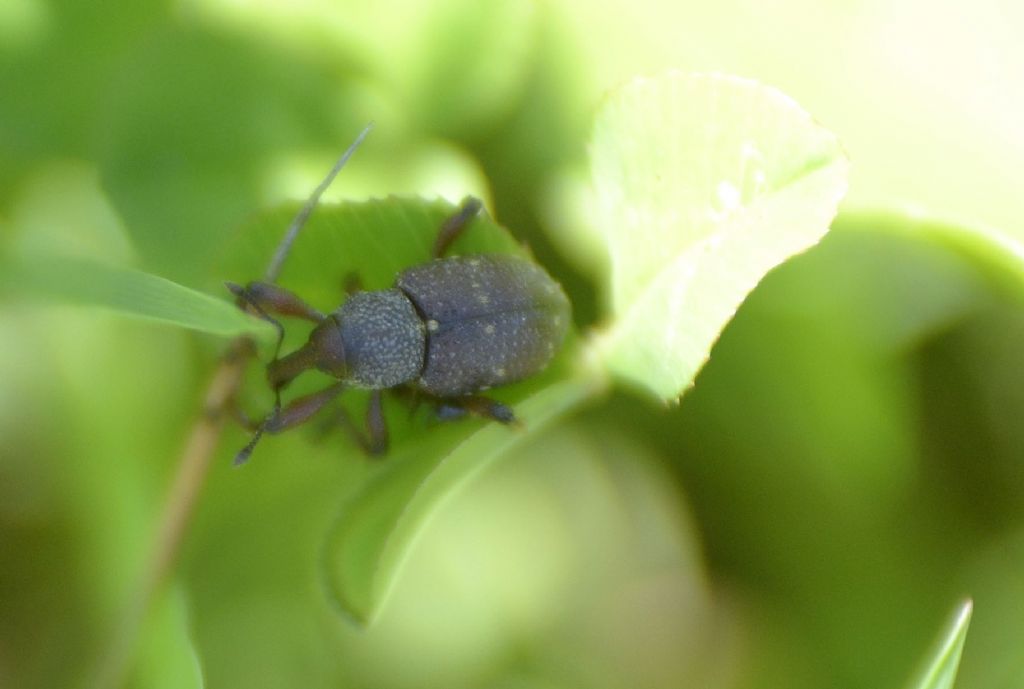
[
  {"x1": 322, "y1": 374, "x2": 599, "y2": 624},
  {"x1": 590, "y1": 71, "x2": 849, "y2": 399}
]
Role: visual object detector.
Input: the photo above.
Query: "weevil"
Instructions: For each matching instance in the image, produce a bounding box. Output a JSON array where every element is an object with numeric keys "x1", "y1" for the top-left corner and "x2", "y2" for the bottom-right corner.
[{"x1": 229, "y1": 135, "x2": 569, "y2": 464}]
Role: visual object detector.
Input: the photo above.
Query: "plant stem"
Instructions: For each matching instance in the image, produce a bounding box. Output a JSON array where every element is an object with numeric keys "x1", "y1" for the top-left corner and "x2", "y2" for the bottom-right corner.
[{"x1": 91, "y1": 340, "x2": 252, "y2": 689}]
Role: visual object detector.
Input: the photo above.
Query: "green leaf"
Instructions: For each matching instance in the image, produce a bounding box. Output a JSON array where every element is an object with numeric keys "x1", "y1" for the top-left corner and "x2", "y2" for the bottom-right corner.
[
  {"x1": 214, "y1": 196, "x2": 602, "y2": 624},
  {"x1": 906, "y1": 600, "x2": 973, "y2": 689},
  {"x1": 833, "y1": 211, "x2": 1024, "y2": 303},
  {"x1": 96, "y1": 26, "x2": 364, "y2": 285},
  {"x1": 216, "y1": 196, "x2": 524, "y2": 296},
  {"x1": 133, "y1": 585, "x2": 205, "y2": 689},
  {"x1": 322, "y1": 375, "x2": 598, "y2": 624},
  {"x1": 330, "y1": 0, "x2": 535, "y2": 138},
  {"x1": 589, "y1": 71, "x2": 849, "y2": 400},
  {"x1": 0, "y1": 255, "x2": 272, "y2": 339}
]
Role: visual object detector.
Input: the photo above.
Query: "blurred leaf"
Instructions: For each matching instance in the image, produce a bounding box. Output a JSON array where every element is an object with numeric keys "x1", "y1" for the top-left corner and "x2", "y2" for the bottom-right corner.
[
  {"x1": 391, "y1": 0, "x2": 536, "y2": 137},
  {"x1": 0, "y1": 0, "x2": 167, "y2": 202},
  {"x1": 792, "y1": 211, "x2": 1012, "y2": 353},
  {"x1": 589, "y1": 71, "x2": 848, "y2": 400},
  {"x1": 96, "y1": 25, "x2": 365, "y2": 284},
  {"x1": 177, "y1": 0, "x2": 533, "y2": 140},
  {"x1": 327, "y1": 424, "x2": 720, "y2": 688},
  {"x1": 906, "y1": 600, "x2": 972, "y2": 689},
  {"x1": 833, "y1": 212, "x2": 1024, "y2": 304},
  {"x1": 343, "y1": 0, "x2": 536, "y2": 139},
  {"x1": 0, "y1": 255, "x2": 272, "y2": 339},
  {"x1": 133, "y1": 586, "x2": 205, "y2": 689},
  {"x1": 654, "y1": 211, "x2": 1022, "y2": 687},
  {"x1": 323, "y1": 375, "x2": 598, "y2": 624},
  {"x1": 3, "y1": 160, "x2": 138, "y2": 265}
]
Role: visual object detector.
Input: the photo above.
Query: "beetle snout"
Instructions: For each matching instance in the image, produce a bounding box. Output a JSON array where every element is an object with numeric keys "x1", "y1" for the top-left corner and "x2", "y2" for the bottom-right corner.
[
  {"x1": 266, "y1": 346, "x2": 314, "y2": 390},
  {"x1": 263, "y1": 317, "x2": 347, "y2": 390}
]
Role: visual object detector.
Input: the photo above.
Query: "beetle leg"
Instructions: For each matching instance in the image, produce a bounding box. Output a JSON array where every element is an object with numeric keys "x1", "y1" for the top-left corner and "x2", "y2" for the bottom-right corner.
[
  {"x1": 387, "y1": 385, "x2": 425, "y2": 419},
  {"x1": 318, "y1": 390, "x2": 389, "y2": 456},
  {"x1": 233, "y1": 383, "x2": 344, "y2": 465},
  {"x1": 342, "y1": 271, "x2": 363, "y2": 295},
  {"x1": 227, "y1": 282, "x2": 286, "y2": 360},
  {"x1": 227, "y1": 281, "x2": 325, "y2": 361},
  {"x1": 432, "y1": 196, "x2": 484, "y2": 258},
  {"x1": 434, "y1": 395, "x2": 519, "y2": 426},
  {"x1": 363, "y1": 390, "x2": 389, "y2": 455},
  {"x1": 265, "y1": 383, "x2": 346, "y2": 433},
  {"x1": 227, "y1": 281, "x2": 325, "y2": 323}
]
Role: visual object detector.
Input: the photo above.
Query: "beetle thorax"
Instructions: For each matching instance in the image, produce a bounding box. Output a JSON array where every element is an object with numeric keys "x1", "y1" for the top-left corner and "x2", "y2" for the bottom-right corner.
[{"x1": 336, "y1": 289, "x2": 426, "y2": 389}]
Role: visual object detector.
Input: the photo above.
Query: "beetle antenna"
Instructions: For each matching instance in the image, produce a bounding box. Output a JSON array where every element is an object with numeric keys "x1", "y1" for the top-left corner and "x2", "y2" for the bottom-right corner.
[{"x1": 263, "y1": 121, "x2": 374, "y2": 283}]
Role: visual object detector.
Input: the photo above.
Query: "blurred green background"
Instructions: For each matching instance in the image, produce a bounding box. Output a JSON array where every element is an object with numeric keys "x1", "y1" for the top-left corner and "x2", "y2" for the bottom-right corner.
[{"x1": 2, "y1": 0, "x2": 1024, "y2": 688}]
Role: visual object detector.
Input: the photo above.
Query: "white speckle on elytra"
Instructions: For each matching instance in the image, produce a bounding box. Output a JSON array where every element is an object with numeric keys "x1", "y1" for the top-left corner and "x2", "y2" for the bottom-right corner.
[
  {"x1": 484, "y1": 324, "x2": 496, "y2": 335},
  {"x1": 477, "y1": 294, "x2": 490, "y2": 305},
  {"x1": 427, "y1": 319, "x2": 439, "y2": 332},
  {"x1": 493, "y1": 367, "x2": 506, "y2": 378},
  {"x1": 468, "y1": 258, "x2": 481, "y2": 266}
]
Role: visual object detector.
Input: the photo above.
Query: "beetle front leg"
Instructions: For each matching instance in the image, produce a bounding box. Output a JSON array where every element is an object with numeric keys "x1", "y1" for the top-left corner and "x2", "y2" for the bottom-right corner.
[
  {"x1": 227, "y1": 281, "x2": 326, "y2": 323},
  {"x1": 234, "y1": 383, "x2": 345, "y2": 465},
  {"x1": 227, "y1": 281, "x2": 326, "y2": 361},
  {"x1": 265, "y1": 383, "x2": 346, "y2": 433},
  {"x1": 432, "y1": 197, "x2": 484, "y2": 258}
]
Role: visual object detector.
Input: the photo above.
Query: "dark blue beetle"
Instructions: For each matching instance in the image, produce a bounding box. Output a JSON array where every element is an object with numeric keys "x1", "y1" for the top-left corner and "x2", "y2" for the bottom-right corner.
[{"x1": 230, "y1": 198, "x2": 569, "y2": 462}]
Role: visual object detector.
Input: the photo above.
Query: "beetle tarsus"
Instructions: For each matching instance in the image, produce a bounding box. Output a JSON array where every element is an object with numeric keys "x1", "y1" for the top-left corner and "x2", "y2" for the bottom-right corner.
[
  {"x1": 434, "y1": 395, "x2": 518, "y2": 426},
  {"x1": 233, "y1": 424, "x2": 266, "y2": 466}
]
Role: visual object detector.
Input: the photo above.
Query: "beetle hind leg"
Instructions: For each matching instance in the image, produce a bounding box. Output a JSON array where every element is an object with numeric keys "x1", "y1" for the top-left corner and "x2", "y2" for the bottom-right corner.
[
  {"x1": 434, "y1": 394, "x2": 519, "y2": 427},
  {"x1": 318, "y1": 389, "x2": 389, "y2": 457},
  {"x1": 432, "y1": 197, "x2": 484, "y2": 258}
]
